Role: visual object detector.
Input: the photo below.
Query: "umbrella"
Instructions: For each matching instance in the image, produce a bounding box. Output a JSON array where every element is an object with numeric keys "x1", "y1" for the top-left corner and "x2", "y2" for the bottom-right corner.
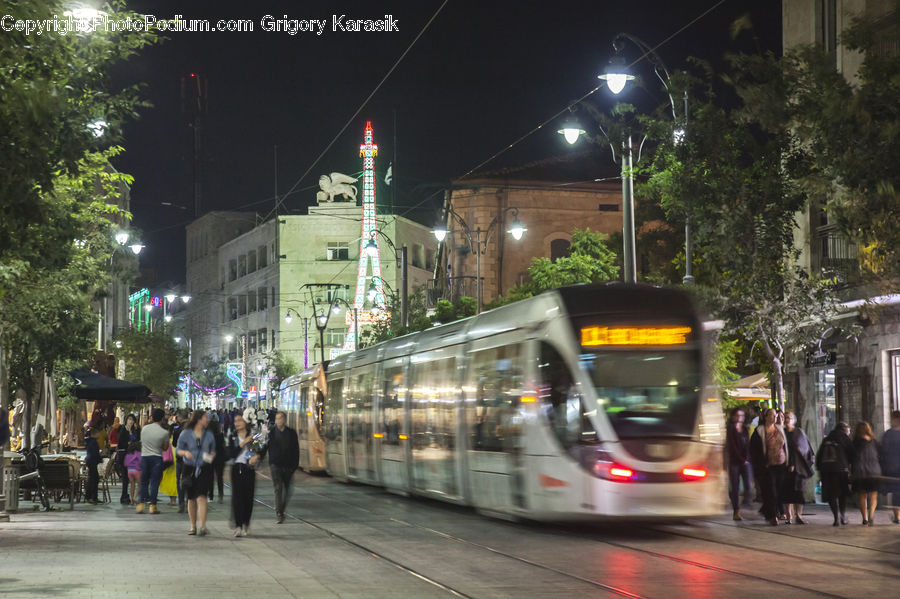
[{"x1": 69, "y1": 369, "x2": 151, "y2": 402}]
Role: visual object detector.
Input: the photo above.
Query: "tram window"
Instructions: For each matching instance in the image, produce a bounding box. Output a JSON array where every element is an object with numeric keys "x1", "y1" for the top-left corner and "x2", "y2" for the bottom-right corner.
[
  {"x1": 313, "y1": 389, "x2": 325, "y2": 434},
  {"x1": 538, "y1": 342, "x2": 595, "y2": 450},
  {"x1": 325, "y1": 377, "x2": 344, "y2": 441},
  {"x1": 581, "y1": 350, "x2": 699, "y2": 438},
  {"x1": 298, "y1": 386, "x2": 309, "y2": 439},
  {"x1": 409, "y1": 358, "x2": 457, "y2": 452},
  {"x1": 381, "y1": 365, "x2": 405, "y2": 445},
  {"x1": 467, "y1": 345, "x2": 523, "y2": 452}
]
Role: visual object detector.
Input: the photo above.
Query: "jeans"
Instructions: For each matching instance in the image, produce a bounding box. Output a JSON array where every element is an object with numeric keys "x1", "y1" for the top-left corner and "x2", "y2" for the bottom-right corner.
[
  {"x1": 727, "y1": 461, "x2": 752, "y2": 511},
  {"x1": 139, "y1": 455, "x2": 164, "y2": 505},
  {"x1": 231, "y1": 463, "x2": 256, "y2": 528},
  {"x1": 270, "y1": 464, "x2": 295, "y2": 516},
  {"x1": 760, "y1": 463, "x2": 787, "y2": 519}
]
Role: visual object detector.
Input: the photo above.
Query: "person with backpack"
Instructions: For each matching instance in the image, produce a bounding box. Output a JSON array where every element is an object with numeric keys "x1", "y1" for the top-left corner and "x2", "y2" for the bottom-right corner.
[
  {"x1": 817, "y1": 422, "x2": 854, "y2": 526},
  {"x1": 881, "y1": 411, "x2": 900, "y2": 524},
  {"x1": 851, "y1": 421, "x2": 882, "y2": 526}
]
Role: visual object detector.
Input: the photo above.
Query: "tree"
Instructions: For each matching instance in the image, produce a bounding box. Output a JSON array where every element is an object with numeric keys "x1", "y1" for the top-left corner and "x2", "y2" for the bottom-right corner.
[
  {"x1": 640, "y1": 50, "x2": 848, "y2": 410},
  {"x1": 492, "y1": 228, "x2": 619, "y2": 306},
  {"x1": 113, "y1": 328, "x2": 187, "y2": 398},
  {"x1": 267, "y1": 350, "x2": 299, "y2": 393}
]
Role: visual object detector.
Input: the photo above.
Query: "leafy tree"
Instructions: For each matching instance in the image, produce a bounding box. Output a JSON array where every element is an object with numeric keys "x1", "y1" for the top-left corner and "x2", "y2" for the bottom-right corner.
[
  {"x1": 492, "y1": 228, "x2": 619, "y2": 306},
  {"x1": 267, "y1": 350, "x2": 299, "y2": 392},
  {"x1": 189, "y1": 355, "x2": 233, "y2": 404},
  {"x1": 113, "y1": 327, "x2": 187, "y2": 398}
]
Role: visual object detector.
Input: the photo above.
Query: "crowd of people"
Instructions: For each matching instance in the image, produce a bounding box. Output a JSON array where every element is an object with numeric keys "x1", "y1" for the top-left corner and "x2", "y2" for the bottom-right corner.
[
  {"x1": 726, "y1": 406, "x2": 900, "y2": 526},
  {"x1": 95, "y1": 406, "x2": 299, "y2": 537}
]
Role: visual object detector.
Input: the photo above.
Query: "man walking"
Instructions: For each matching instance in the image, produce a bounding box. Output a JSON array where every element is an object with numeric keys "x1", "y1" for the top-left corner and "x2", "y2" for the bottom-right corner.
[
  {"x1": 268, "y1": 411, "x2": 299, "y2": 523},
  {"x1": 136, "y1": 408, "x2": 170, "y2": 515}
]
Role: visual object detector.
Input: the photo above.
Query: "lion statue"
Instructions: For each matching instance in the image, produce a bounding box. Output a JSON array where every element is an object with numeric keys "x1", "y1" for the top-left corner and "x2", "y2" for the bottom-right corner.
[{"x1": 317, "y1": 172, "x2": 358, "y2": 203}]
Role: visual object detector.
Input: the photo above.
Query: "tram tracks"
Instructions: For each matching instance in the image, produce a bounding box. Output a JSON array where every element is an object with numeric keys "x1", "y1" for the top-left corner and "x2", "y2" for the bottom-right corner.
[{"x1": 259, "y1": 480, "x2": 864, "y2": 599}]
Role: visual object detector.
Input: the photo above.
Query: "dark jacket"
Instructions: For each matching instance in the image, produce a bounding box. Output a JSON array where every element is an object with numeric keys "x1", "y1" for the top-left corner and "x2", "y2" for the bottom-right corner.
[
  {"x1": 85, "y1": 434, "x2": 101, "y2": 467},
  {"x1": 726, "y1": 424, "x2": 750, "y2": 466},
  {"x1": 749, "y1": 427, "x2": 765, "y2": 473},
  {"x1": 117, "y1": 425, "x2": 141, "y2": 453},
  {"x1": 267, "y1": 426, "x2": 299, "y2": 469},
  {"x1": 786, "y1": 427, "x2": 815, "y2": 479},
  {"x1": 816, "y1": 428, "x2": 854, "y2": 473},
  {"x1": 851, "y1": 437, "x2": 881, "y2": 479}
]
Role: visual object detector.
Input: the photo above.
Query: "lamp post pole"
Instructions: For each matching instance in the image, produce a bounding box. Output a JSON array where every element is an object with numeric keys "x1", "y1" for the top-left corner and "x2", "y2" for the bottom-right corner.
[{"x1": 621, "y1": 136, "x2": 637, "y2": 284}]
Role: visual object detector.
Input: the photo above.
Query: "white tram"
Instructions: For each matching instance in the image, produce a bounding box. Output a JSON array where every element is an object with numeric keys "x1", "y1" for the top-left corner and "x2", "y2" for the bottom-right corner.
[
  {"x1": 277, "y1": 363, "x2": 328, "y2": 473},
  {"x1": 317, "y1": 284, "x2": 725, "y2": 519}
]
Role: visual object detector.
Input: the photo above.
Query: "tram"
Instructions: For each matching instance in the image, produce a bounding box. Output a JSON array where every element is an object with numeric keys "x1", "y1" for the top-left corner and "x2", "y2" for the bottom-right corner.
[
  {"x1": 297, "y1": 284, "x2": 725, "y2": 520},
  {"x1": 277, "y1": 363, "x2": 328, "y2": 472}
]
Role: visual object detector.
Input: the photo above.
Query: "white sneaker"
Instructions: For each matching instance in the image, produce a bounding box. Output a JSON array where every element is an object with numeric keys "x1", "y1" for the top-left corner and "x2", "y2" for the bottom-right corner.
[
  {"x1": 233, "y1": 528, "x2": 244, "y2": 537},
  {"x1": 242, "y1": 525, "x2": 249, "y2": 537}
]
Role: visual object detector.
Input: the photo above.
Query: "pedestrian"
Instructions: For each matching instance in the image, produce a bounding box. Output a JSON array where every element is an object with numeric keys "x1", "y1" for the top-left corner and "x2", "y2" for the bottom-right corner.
[
  {"x1": 84, "y1": 426, "x2": 101, "y2": 504},
  {"x1": 851, "y1": 421, "x2": 881, "y2": 526},
  {"x1": 816, "y1": 422, "x2": 854, "y2": 526},
  {"x1": 136, "y1": 408, "x2": 170, "y2": 515},
  {"x1": 207, "y1": 417, "x2": 226, "y2": 504},
  {"x1": 750, "y1": 408, "x2": 788, "y2": 525},
  {"x1": 117, "y1": 414, "x2": 141, "y2": 504},
  {"x1": 881, "y1": 411, "x2": 900, "y2": 524},
  {"x1": 782, "y1": 411, "x2": 815, "y2": 524},
  {"x1": 268, "y1": 411, "x2": 300, "y2": 523},
  {"x1": 172, "y1": 409, "x2": 190, "y2": 513},
  {"x1": 176, "y1": 410, "x2": 216, "y2": 536},
  {"x1": 229, "y1": 414, "x2": 263, "y2": 537},
  {"x1": 725, "y1": 407, "x2": 752, "y2": 521},
  {"x1": 109, "y1": 417, "x2": 120, "y2": 449}
]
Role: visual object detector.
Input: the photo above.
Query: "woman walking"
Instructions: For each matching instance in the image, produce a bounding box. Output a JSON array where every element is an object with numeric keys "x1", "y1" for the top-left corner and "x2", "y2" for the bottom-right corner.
[
  {"x1": 229, "y1": 414, "x2": 263, "y2": 537},
  {"x1": 117, "y1": 414, "x2": 141, "y2": 505},
  {"x1": 851, "y1": 421, "x2": 881, "y2": 526},
  {"x1": 817, "y1": 422, "x2": 854, "y2": 526},
  {"x1": 782, "y1": 412, "x2": 815, "y2": 524},
  {"x1": 176, "y1": 410, "x2": 216, "y2": 536},
  {"x1": 750, "y1": 408, "x2": 788, "y2": 525},
  {"x1": 725, "y1": 408, "x2": 752, "y2": 520}
]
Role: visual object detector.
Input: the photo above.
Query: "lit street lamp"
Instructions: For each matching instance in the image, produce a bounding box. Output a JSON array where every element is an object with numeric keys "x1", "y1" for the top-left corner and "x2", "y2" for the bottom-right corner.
[{"x1": 432, "y1": 205, "x2": 526, "y2": 313}]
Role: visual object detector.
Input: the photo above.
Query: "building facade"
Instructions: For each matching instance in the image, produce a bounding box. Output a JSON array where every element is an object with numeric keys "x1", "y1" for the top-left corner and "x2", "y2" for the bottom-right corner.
[
  {"x1": 433, "y1": 178, "x2": 622, "y2": 307},
  {"x1": 783, "y1": 0, "x2": 900, "y2": 447}
]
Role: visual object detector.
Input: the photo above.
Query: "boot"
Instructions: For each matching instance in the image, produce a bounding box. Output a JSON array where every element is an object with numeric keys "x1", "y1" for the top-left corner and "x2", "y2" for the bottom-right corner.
[{"x1": 732, "y1": 510, "x2": 742, "y2": 521}]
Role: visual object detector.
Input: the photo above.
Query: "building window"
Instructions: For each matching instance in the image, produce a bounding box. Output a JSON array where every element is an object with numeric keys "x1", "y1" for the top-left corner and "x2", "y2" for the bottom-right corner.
[
  {"x1": 258, "y1": 287, "x2": 268, "y2": 311},
  {"x1": 327, "y1": 241, "x2": 349, "y2": 261},
  {"x1": 257, "y1": 245, "x2": 268, "y2": 268},
  {"x1": 228, "y1": 297, "x2": 238, "y2": 321},
  {"x1": 248, "y1": 290, "x2": 257, "y2": 312},
  {"x1": 891, "y1": 351, "x2": 900, "y2": 412},
  {"x1": 426, "y1": 249, "x2": 435, "y2": 271},
  {"x1": 412, "y1": 243, "x2": 425, "y2": 269},
  {"x1": 325, "y1": 328, "x2": 346, "y2": 346},
  {"x1": 819, "y1": 0, "x2": 837, "y2": 68},
  {"x1": 228, "y1": 259, "x2": 237, "y2": 282},
  {"x1": 550, "y1": 238, "x2": 571, "y2": 262},
  {"x1": 258, "y1": 328, "x2": 268, "y2": 352},
  {"x1": 238, "y1": 254, "x2": 247, "y2": 278},
  {"x1": 228, "y1": 340, "x2": 238, "y2": 361},
  {"x1": 247, "y1": 249, "x2": 257, "y2": 274},
  {"x1": 598, "y1": 203, "x2": 618, "y2": 212},
  {"x1": 248, "y1": 331, "x2": 257, "y2": 355},
  {"x1": 238, "y1": 295, "x2": 247, "y2": 317}
]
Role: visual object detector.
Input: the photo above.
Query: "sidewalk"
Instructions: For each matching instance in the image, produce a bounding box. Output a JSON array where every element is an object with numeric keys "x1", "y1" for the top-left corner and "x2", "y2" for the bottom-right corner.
[{"x1": 0, "y1": 472, "x2": 451, "y2": 599}]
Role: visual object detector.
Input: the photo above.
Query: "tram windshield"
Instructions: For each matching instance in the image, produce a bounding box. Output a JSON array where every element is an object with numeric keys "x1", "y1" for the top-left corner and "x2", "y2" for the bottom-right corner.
[{"x1": 579, "y1": 350, "x2": 700, "y2": 439}]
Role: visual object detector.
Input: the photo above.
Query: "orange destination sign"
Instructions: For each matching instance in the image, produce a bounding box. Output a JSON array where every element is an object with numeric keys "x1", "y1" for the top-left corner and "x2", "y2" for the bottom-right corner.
[{"x1": 580, "y1": 325, "x2": 692, "y2": 347}]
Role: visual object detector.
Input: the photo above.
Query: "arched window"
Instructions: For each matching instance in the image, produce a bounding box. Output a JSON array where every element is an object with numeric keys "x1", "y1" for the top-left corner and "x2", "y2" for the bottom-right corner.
[{"x1": 550, "y1": 238, "x2": 571, "y2": 262}]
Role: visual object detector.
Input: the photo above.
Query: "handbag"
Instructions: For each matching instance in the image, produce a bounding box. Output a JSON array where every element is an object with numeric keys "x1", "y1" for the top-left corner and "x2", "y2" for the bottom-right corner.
[{"x1": 162, "y1": 445, "x2": 174, "y2": 467}]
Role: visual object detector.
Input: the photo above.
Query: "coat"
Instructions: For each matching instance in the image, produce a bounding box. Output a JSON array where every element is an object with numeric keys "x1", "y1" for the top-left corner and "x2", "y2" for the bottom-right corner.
[
  {"x1": 751, "y1": 423, "x2": 788, "y2": 471},
  {"x1": 786, "y1": 427, "x2": 815, "y2": 480}
]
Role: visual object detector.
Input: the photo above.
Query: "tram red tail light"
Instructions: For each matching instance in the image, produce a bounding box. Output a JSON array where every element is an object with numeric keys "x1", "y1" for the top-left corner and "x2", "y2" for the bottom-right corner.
[
  {"x1": 681, "y1": 467, "x2": 707, "y2": 480},
  {"x1": 608, "y1": 466, "x2": 635, "y2": 481}
]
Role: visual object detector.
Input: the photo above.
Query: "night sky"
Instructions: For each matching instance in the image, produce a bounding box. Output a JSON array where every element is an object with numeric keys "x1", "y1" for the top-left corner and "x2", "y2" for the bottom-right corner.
[{"x1": 111, "y1": 0, "x2": 781, "y2": 284}]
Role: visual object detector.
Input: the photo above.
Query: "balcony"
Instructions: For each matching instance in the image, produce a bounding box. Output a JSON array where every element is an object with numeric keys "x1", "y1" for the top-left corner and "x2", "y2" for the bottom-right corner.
[
  {"x1": 816, "y1": 225, "x2": 859, "y2": 285},
  {"x1": 426, "y1": 276, "x2": 479, "y2": 308}
]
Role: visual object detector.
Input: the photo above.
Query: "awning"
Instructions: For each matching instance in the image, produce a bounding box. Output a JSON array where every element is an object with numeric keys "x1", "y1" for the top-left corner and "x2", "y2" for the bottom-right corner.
[
  {"x1": 69, "y1": 369, "x2": 151, "y2": 402},
  {"x1": 733, "y1": 373, "x2": 771, "y2": 401}
]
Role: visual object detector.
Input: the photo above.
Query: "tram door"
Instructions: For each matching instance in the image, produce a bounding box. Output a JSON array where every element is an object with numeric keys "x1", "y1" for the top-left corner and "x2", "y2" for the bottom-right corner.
[
  {"x1": 378, "y1": 358, "x2": 408, "y2": 490},
  {"x1": 409, "y1": 350, "x2": 460, "y2": 498},
  {"x1": 324, "y1": 376, "x2": 346, "y2": 478},
  {"x1": 346, "y1": 367, "x2": 376, "y2": 483},
  {"x1": 464, "y1": 341, "x2": 527, "y2": 513},
  {"x1": 297, "y1": 384, "x2": 310, "y2": 469}
]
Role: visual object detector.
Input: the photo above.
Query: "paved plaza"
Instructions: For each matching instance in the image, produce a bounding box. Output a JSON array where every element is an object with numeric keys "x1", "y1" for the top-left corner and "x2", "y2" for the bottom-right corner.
[{"x1": 3, "y1": 469, "x2": 900, "y2": 598}]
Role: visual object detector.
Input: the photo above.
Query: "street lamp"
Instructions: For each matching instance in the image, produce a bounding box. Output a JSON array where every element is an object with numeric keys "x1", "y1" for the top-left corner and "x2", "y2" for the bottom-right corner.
[
  {"x1": 284, "y1": 307, "x2": 310, "y2": 368},
  {"x1": 302, "y1": 283, "x2": 346, "y2": 364},
  {"x1": 566, "y1": 33, "x2": 691, "y2": 285},
  {"x1": 330, "y1": 298, "x2": 359, "y2": 353},
  {"x1": 431, "y1": 205, "x2": 526, "y2": 314}
]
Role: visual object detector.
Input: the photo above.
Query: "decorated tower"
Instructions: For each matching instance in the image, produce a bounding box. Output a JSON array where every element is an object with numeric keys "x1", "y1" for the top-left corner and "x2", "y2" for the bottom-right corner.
[{"x1": 343, "y1": 121, "x2": 387, "y2": 350}]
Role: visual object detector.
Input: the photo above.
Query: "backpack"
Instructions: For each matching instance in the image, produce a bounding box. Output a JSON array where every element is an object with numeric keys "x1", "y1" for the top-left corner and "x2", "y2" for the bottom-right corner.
[{"x1": 819, "y1": 439, "x2": 840, "y2": 469}]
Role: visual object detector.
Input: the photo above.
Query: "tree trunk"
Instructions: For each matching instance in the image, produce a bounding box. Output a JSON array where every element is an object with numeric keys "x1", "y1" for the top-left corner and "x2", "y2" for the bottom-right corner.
[{"x1": 759, "y1": 333, "x2": 786, "y2": 412}]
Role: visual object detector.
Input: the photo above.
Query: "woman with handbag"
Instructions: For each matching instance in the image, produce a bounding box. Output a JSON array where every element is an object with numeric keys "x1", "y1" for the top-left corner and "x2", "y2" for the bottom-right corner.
[
  {"x1": 176, "y1": 410, "x2": 216, "y2": 536},
  {"x1": 229, "y1": 414, "x2": 265, "y2": 537},
  {"x1": 782, "y1": 412, "x2": 815, "y2": 524}
]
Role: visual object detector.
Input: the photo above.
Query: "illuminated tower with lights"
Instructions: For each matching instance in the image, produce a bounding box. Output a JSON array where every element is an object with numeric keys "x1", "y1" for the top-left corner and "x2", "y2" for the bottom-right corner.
[{"x1": 343, "y1": 121, "x2": 386, "y2": 350}]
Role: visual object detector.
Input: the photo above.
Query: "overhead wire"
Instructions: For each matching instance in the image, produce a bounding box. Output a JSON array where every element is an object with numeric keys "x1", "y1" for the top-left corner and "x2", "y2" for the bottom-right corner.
[{"x1": 262, "y1": 0, "x2": 450, "y2": 224}]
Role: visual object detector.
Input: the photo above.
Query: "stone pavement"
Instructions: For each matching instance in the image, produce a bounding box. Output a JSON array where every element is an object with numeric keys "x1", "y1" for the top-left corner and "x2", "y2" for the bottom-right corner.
[{"x1": 0, "y1": 471, "x2": 453, "y2": 599}]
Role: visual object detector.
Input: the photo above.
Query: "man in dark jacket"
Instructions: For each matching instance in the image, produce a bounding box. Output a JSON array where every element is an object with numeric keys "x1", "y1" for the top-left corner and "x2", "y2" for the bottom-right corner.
[
  {"x1": 816, "y1": 422, "x2": 854, "y2": 526},
  {"x1": 268, "y1": 411, "x2": 299, "y2": 523}
]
